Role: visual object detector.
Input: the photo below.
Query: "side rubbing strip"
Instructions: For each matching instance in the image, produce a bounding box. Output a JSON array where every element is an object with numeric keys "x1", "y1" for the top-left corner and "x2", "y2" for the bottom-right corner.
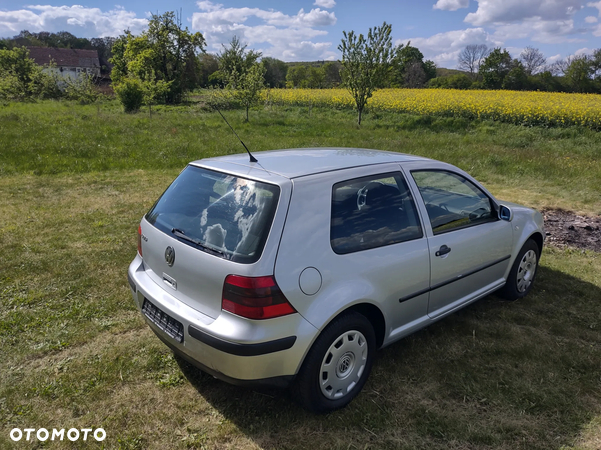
[
  {"x1": 399, "y1": 255, "x2": 511, "y2": 303},
  {"x1": 399, "y1": 287, "x2": 430, "y2": 303}
]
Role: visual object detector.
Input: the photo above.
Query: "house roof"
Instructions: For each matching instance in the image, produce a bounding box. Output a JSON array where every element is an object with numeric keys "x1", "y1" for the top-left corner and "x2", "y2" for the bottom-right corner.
[{"x1": 26, "y1": 47, "x2": 100, "y2": 68}]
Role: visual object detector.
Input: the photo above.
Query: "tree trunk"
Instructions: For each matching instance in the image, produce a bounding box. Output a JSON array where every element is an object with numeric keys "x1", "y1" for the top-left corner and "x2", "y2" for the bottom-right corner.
[
  {"x1": 246, "y1": 105, "x2": 249, "y2": 122},
  {"x1": 357, "y1": 107, "x2": 363, "y2": 126}
]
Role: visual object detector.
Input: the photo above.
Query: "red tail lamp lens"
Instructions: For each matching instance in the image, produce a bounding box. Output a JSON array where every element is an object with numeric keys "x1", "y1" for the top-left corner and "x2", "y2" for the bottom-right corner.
[
  {"x1": 222, "y1": 275, "x2": 296, "y2": 320},
  {"x1": 137, "y1": 225, "x2": 143, "y2": 257}
]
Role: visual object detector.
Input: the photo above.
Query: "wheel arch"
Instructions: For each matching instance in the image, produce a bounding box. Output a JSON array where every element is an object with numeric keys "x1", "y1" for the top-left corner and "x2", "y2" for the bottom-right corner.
[
  {"x1": 529, "y1": 231, "x2": 544, "y2": 253},
  {"x1": 344, "y1": 303, "x2": 386, "y2": 349}
]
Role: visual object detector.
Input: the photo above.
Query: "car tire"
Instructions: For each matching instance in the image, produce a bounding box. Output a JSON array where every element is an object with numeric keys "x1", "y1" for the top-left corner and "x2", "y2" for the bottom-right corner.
[
  {"x1": 501, "y1": 239, "x2": 540, "y2": 301},
  {"x1": 293, "y1": 311, "x2": 376, "y2": 413}
]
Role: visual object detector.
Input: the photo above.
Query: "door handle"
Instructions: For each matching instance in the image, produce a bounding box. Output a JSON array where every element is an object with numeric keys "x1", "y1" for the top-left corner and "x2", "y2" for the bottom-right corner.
[{"x1": 435, "y1": 245, "x2": 451, "y2": 257}]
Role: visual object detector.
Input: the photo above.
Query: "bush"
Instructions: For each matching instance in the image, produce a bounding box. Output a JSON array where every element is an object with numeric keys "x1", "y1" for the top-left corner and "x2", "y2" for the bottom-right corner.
[
  {"x1": 65, "y1": 74, "x2": 99, "y2": 104},
  {"x1": 426, "y1": 74, "x2": 472, "y2": 90},
  {"x1": 114, "y1": 78, "x2": 144, "y2": 113}
]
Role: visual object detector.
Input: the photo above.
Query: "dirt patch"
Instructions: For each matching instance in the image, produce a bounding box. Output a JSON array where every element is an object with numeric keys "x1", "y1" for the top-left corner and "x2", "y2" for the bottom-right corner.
[{"x1": 543, "y1": 209, "x2": 601, "y2": 253}]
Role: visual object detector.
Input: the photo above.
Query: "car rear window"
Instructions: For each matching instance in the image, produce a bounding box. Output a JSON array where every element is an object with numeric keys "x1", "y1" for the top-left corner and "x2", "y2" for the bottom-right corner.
[{"x1": 146, "y1": 165, "x2": 280, "y2": 264}]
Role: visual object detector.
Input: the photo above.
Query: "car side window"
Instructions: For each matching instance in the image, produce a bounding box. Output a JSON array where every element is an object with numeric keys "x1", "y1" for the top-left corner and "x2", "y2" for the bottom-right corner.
[
  {"x1": 330, "y1": 172, "x2": 423, "y2": 254},
  {"x1": 411, "y1": 170, "x2": 495, "y2": 235}
]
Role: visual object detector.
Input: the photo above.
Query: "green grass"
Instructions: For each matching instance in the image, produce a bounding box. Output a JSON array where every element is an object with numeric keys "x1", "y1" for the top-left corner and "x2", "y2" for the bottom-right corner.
[
  {"x1": 0, "y1": 100, "x2": 600, "y2": 449},
  {"x1": 2, "y1": 100, "x2": 600, "y2": 214}
]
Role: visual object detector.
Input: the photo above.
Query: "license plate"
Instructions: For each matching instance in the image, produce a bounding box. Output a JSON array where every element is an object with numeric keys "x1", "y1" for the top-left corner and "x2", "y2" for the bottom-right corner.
[{"x1": 142, "y1": 299, "x2": 184, "y2": 343}]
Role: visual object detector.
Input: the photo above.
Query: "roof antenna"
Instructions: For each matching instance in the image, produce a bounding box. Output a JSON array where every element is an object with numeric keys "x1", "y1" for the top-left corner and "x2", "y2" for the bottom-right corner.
[{"x1": 213, "y1": 106, "x2": 258, "y2": 163}]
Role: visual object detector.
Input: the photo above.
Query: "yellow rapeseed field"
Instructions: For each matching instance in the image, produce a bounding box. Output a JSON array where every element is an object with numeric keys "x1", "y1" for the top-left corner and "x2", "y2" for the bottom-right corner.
[{"x1": 263, "y1": 88, "x2": 601, "y2": 130}]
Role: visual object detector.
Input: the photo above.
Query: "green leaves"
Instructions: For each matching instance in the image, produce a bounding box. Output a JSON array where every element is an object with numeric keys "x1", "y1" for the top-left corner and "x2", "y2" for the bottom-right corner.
[
  {"x1": 218, "y1": 36, "x2": 265, "y2": 122},
  {"x1": 338, "y1": 22, "x2": 393, "y2": 125},
  {"x1": 110, "y1": 12, "x2": 205, "y2": 105}
]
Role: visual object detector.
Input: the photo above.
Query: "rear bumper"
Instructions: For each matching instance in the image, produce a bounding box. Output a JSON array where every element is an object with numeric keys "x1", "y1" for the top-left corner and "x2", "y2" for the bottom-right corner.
[
  {"x1": 154, "y1": 332, "x2": 295, "y2": 389},
  {"x1": 128, "y1": 256, "x2": 317, "y2": 385}
]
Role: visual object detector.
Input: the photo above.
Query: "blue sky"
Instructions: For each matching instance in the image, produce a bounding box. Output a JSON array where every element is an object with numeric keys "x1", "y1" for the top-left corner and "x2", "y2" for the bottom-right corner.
[{"x1": 1, "y1": 0, "x2": 600, "y2": 68}]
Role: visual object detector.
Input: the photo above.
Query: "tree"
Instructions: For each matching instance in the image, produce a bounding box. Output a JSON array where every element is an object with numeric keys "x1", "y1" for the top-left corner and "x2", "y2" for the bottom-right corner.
[
  {"x1": 479, "y1": 48, "x2": 512, "y2": 89},
  {"x1": 286, "y1": 64, "x2": 308, "y2": 88},
  {"x1": 390, "y1": 42, "x2": 419, "y2": 87},
  {"x1": 89, "y1": 37, "x2": 116, "y2": 73},
  {"x1": 403, "y1": 61, "x2": 426, "y2": 88},
  {"x1": 218, "y1": 36, "x2": 261, "y2": 89},
  {"x1": 141, "y1": 76, "x2": 172, "y2": 116},
  {"x1": 64, "y1": 73, "x2": 100, "y2": 104},
  {"x1": 198, "y1": 53, "x2": 219, "y2": 87},
  {"x1": 548, "y1": 57, "x2": 569, "y2": 76},
  {"x1": 564, "y1": 56, "x2": 594, "y2": 93},
  {"x1": 307, "y1": 66, "x2": 325, "y2": 88},
  {"x1": 338, "y1": 22, "x2": 393, "y2": 125},
  {"x1": 528, "y1": 70, "x2": 564, "y2": 92},
  {"x1": 591, "y1": 48, "x2": 601, "y2": 80},
  {"x1": 113, "y1": 77, "x2": 144, "y2": 113},
  {"x1": 502, "y1": 61, "x2": 528, "y2": 90},
  {"x1": 0, "y1": 46, "x2": 60, "y2": 100},
  {"x1": 218, "y1": 36, "x2": 265, "y2": 121},
  {"x1": 423, "y1": 60, "x2": 437, "y2": 81},
  {"x1": 457, "y1": 44, "x2": 489, "y2": 79},
  {"x1": 235, "y1": 63, "x2": 266, "y2": 121},
  {"x1": 388, "y1": 43, "x2": 435, "y2": 87},
  {"x1": 262, "y1": 57, "x2": 288, "y2": 88},
  {"x1": 111, "y1": 11, "x2": 205, "y2": 103},
  {"x1": 323, "y1": 61, "x2": 342, "y2": 87},
  {"x1": 520, "y1": 46, "x2": 546, "y2": 75}
]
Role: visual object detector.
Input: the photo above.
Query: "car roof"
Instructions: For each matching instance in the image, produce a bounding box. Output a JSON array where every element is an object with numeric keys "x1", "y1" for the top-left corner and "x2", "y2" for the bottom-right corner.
[{"x1": 193, "y1": 148, "x2": 430, "y2": 179}]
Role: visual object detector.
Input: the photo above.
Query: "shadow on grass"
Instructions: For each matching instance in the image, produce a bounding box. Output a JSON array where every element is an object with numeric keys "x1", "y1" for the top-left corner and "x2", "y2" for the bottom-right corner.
[{"x1": 176, "y1": 264, "x2": 601, "y2": 450}]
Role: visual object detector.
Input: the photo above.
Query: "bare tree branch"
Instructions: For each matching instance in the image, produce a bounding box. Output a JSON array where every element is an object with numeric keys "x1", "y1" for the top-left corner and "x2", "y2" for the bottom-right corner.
[
  {"x1": 457, "y1": 44, "x2": 489, "y2": 79},
  {"x1": 520, "y1": 46, "x2": 546, "y2": 75}
]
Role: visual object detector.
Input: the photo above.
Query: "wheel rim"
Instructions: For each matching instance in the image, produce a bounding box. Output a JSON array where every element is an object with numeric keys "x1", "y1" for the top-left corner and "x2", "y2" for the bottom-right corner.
[
  {"x1": 319, "y1": 330, "x2": 368, "y2": 399},
  {"x1": 516, "y1": 249, "x2": 537, "y2": 293}
]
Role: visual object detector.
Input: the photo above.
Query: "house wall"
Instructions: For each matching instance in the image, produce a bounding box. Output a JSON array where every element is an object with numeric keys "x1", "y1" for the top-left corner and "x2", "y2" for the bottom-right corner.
[{"x1": 43, "y1": 66, "x2": 101, "y2": 81}]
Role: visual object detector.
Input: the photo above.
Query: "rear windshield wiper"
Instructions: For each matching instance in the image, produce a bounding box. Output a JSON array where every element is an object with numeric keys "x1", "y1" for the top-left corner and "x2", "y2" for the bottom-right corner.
[{"x1": 171, "y1": 228, "x2": 225, "y2": 257}]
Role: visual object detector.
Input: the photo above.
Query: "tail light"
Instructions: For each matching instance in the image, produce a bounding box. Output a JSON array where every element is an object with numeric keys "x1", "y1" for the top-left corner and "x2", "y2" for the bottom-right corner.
[
  {"x1": 137, "y1": 224, "x2": 143, "y2": 257},
  {"x1": 222, "y1": 275, "x2": 296, "y2": 320}
]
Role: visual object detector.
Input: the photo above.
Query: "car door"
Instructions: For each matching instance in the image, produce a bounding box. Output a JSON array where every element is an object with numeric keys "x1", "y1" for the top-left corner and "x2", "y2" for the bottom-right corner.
[
  {"x1": 403, "y1": 164, "x2": 513, "y2": 318},
  {"x1": 274, "y1": 164, "x2": 431, "y2": 340}
]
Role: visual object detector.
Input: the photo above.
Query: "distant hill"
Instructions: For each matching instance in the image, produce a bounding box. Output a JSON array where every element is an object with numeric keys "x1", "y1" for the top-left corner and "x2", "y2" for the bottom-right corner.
[
  {"x1": 286, "y1": 61, "x2": 464, "y2": 77},
  {"x1": 285, "y1": 61, "x2": 336, "y2": 67},
  {"x1": 436, "y1": 68, "x2": 467, "y2": 77}
]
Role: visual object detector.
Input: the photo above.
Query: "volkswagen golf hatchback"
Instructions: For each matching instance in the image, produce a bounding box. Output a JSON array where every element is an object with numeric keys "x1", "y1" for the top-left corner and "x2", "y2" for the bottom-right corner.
[{"x1": 128, "y1": 148, "x2": 544, "y2": 412}]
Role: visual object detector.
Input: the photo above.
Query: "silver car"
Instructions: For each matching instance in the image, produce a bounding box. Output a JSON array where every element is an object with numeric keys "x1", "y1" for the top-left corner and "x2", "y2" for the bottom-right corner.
[{"x1": 128, "y1": 148, "x2": 544, "y2": 412}]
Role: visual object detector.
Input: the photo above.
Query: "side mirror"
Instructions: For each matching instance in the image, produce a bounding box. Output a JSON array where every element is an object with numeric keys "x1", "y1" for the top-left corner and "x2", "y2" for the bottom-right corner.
[{"x1": 499, "y1": 205, "x2": 513, "y2": 222}]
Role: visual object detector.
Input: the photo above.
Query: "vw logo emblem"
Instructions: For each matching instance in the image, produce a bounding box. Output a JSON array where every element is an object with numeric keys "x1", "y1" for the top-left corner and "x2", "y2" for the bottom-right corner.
[{"x1": 165, "y1": 246, "x2": 175, "y2": 267}]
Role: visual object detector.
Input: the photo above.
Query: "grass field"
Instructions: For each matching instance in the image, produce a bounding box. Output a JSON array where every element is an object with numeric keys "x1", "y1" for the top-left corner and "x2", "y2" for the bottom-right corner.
[{"x1": 0, "y1": 100, "x2": 600, "y2": 449}]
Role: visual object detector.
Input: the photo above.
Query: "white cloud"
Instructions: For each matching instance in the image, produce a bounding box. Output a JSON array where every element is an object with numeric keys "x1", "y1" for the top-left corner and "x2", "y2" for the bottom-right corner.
[
  {"x1": 575, "y1": 46, "x2": 594, "y2": 54},
  {"x1": 193, "y1": 1, "x2": 336, "y2": 28},
  {"x1": 465, "y1": 0, "x2": 584, "y2": 26},
  {"x1": 585, "y1": 15, "x2": 598, "y2": 22},
  {"x1": 192, "y1": 1, "x2": 337, "y2": 61},
  {"x1": 397, "y1": 27, "x2": 501, "y2": 67},
  {"x1": 547, "y1": 53, "x2": 562, "y2": 63},
  {"x1": 0, "y1": 5, "x2": 148, "y2": 37},
  {"x1": 197, "y1": 1, "x2": 224, "y2": 12},
  {"x1": 587, "y1": 1, "x2": 601, "y2": 13},
  {"x1": 492, "y1": 18, "x2": 584, "y2": 43},
  {"x1": 587, "y1": 3, "x2": 601, "y2": 34},
  {"x1": 433, "y1": 0, "x2": 470, "y2": 11},
  {"x1": 314, "y1": 0, "x2": 336, "y2": 9}
]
